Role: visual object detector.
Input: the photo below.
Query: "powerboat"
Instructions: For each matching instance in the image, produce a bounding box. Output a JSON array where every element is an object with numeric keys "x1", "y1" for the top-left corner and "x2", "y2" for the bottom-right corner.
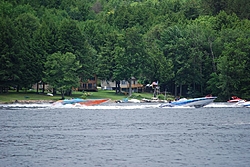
[
  {"x1": 242, "y1": 101, "x2": 250, "y2": 107},
  {"x1": 227, "y1": 96, "x2": 244, "y2": 103},
  {"x1": 53, "y1": 98, "x2": 109, "y2": 106},
  {"x1": 227, "y1": 96, "x2": 249, "y2": 107},
  {"x1": 234, "y1": 100, "x2": 250, "y2": 108},
  {"x1": 160, "y1": 96, "x2": 217, "y2": 108},
  {"x1": 61, "y1": 98, "x2": 86, "y2": 105},
  {"x1": 115, "y1": 98, "x2": 140, "y2": 103}
]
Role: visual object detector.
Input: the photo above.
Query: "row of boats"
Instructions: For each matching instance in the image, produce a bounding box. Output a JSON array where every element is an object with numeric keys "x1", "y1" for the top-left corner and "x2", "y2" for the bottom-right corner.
[
  {"x1": 160, "y1": 95, "x2": 250, "y2": 108},
  {"x1": 52, "y1": 95, "x2": 250, "y2": 108}
]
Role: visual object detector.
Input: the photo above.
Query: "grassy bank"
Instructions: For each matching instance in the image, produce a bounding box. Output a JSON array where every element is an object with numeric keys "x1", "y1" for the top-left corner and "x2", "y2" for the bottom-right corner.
[{"x1": 0, "y1": 89, "x2": 157, "y2": 103}]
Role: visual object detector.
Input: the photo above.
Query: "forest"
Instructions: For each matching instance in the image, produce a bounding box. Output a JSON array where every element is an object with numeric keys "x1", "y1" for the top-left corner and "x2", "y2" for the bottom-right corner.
[{"x1": 0, "y1": 0, "x2": 250, "y2": 100}]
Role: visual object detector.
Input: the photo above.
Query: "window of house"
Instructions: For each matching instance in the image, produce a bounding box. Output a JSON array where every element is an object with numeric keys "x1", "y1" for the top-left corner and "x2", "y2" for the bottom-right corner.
[{"x1": 88, "y1": 83, "x2": 92, "y2": 89}]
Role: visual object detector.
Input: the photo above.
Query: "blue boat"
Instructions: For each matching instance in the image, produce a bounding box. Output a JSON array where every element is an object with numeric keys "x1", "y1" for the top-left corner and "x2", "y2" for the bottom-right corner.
[
  {"x1": 53, "y1": 98, "x2": 109, "y2": 106},
  {"x1": 61, "y1": 98, "x2": 86, "y2": 105}
]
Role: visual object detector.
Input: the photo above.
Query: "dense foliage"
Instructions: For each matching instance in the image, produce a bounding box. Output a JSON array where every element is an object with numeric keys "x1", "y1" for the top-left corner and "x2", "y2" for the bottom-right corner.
[{"x1": 1, "y1": 0, "x2": 250, "y2": 100}]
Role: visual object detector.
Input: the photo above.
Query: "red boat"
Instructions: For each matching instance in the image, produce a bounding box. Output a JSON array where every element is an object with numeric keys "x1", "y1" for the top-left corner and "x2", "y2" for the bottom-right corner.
[
  {"x1": 53, "y1": 98, "x2": 110, "y2": 106},
  {"x1": 227, "y1": 96, "x2": 245, "y2": 103}
]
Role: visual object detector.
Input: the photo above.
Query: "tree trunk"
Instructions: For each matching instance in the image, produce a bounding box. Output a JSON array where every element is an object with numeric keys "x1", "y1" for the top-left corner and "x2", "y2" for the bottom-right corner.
[
  {"x1": 180, "y1": 84, "x2": 182, "y2": 97},
  {"x1": 174, "y1": 84, "x2": 177, "y2": 97},
  {"x1": 61, "y1": 89, "x2": 65, "y2": 99},
  {"x1": 16, "y1": 85, "x2": 20, "y2": 92},
  {"x1": 129, "y1": 79, "x2": 132, "y2": 96},
  {"x1": 36, "y1": 82, "x2": 39, "y2": 93},
  {"x1": 209, "y1": 38, "x2": 216, "y2": 72},
  {"x1": 42, "y1": 82, "x2": 45, "y2": 93},
  {"x1": 115, "y1": 81, "x2": 120, "y2": 94},
  {"x1": 53, "y1": 88, "x2": 56, "y2": 95}
]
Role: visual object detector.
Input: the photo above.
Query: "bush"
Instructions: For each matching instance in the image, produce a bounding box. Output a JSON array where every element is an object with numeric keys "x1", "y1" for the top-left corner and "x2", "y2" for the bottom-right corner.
[{"x1": 157, "y1": 94, "x2": 165, "y2": 100}]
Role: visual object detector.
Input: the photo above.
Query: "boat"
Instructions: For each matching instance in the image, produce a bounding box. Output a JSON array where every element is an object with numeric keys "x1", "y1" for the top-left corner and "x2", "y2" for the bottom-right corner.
[
  {"x1": 227, "y1": 96, "x2": 244, "y2": 103},
  {"x1": 115, "y1": 98, "x2": 140, "y2": 103},
  {"x1": 242, "y1": 101, "x2": 250, "y2": 107},
  {"x1": 160, "y1": 95, "x2": 217, "y2": 108},
  {"x1": 234, "y1": 100, "x2": 250, "y2": 108},
  {"x1": 53, "y1": 98, "x2": 109, "y2": 106}
]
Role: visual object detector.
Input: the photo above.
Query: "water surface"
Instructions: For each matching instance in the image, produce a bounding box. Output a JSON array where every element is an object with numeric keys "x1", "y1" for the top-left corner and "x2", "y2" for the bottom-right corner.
[{"x1": 1, "y1": 104, "x2": 250, "y2": 167}]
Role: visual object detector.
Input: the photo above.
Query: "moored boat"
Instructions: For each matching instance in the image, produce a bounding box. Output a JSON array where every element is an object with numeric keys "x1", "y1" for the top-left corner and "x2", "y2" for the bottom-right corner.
[{"x1": 160, "y1": 96, "x2": 217, "y2": 108}]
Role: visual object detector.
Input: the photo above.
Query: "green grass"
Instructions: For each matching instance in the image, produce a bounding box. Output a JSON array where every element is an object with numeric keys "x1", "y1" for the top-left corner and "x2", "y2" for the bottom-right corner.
[
  {"x1": 0, "y1": 89, "x2": 157, "y2": 103},
  {"x1": 89, "y1": 90, "x2": 154, "y2": 100}
]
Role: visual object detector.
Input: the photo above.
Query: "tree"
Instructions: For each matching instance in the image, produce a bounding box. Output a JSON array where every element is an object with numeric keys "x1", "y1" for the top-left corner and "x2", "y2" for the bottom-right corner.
[
  {"x1": 57, "y1": 19, "x2": 97, "y2": 82},
  {"x1": 43, "y1": 52, "x2": 82, "y2": 99},
  {"x1": 215, "y1": 36, "x2": 250, "y2": 100},
  {"x1": 12, "y1": 12, "x2": 42, "y2": 91},
  {"x1": 143, "y1": 24, "x2": 174, "y2": 90},
  {"x1": 113, "y1": 27, "x2": 146, "y2": 96},
  {"x1": 97, "y1": 30, "x2": 121, "y2": 93},
  {"x1": 159, "y1": 25, "x2": 189, "y2": 96},
  {"x1": 0, "y1": 16, "x2": 18, "y2": 92}
]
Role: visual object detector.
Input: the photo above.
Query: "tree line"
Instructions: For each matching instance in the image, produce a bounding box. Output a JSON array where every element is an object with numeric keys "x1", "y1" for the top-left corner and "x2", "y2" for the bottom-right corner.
[{"x1": 1, "y1": 0, "x2": 250, "y2": 100}]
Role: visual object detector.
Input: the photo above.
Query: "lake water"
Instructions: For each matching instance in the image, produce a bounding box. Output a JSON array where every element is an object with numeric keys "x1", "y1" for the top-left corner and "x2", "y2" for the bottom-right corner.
[{"x1": 0, "y1": 103, "x2": 250, "y2": 167}]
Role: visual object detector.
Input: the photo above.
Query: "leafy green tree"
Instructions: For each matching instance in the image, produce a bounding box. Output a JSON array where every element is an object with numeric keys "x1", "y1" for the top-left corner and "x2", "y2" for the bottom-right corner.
[
  {"x1": 206, "y1": 12, "x2": 250, "y2": 100},
  {"x1": 97, "y1": 30, "x2": 121, "y2": 93},
  {"x1": 143, "y1": 24, "x2": 174, "y2": 88},
  {"x1": 201, "y1": 0, "x2": 250, "y2": 19},
  {"x1": 57, "y1": 19, "x2": 97, "y2": 81},
  {"x1": 159, "y1": 25, "x2": 189, "y2": 96},
  {"x1": 113, "y1": 27, "x2": 146, "y2": 96},
  {"x1": 12, "y1": 12, "x2": 42, "y2": 91},
  {"x1": 201, "y1": 0, "x2": 227, "y2": 15},
  {"x1": 215, "y1": 35, "x2": 250, "y2": 99},
  {"x1": 43, "y1": 52, "x2": 81, "y2": 99},
  {"x1": 0, "y1": 16, "x2": 18, "y2": 91},
  {"x1": 182, "y1": 0, "x2": 201, "y2": 20}
]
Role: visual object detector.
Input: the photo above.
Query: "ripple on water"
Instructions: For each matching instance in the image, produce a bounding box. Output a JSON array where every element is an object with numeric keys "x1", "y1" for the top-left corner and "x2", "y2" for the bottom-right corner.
[{"x1": 0, "y1": 106, "x2": 250, "y2": 167}]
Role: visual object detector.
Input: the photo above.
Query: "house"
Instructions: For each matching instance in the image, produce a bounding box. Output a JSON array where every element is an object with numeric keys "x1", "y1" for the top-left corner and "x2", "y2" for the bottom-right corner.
[
  {"x1": 32, "y1": 75, "x2": 98, "y2": 92},
  {"x1": 101, "y1": 77, "x2": 144, "y2": 93},
  {"x1": 77, "y1": 75, "x2": 98, "y2": 91},
  {"x1": 32, "y1": 81, "x2": 50, "y2": 91}
]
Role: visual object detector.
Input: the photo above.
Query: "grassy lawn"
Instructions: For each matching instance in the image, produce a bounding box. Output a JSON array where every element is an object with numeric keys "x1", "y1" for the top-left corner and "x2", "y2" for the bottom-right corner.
[
  {"x1": 90, "y1": 90, "x2": 154, "y2": 100},
  {"x1": 0, "y1": 89, "x2": 157, "y2": 103}
]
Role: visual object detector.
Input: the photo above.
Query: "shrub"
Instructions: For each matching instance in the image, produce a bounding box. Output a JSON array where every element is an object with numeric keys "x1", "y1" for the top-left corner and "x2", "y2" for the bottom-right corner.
[{"x1": 157, "y1": 94, "x2": 165, "y2": 100}]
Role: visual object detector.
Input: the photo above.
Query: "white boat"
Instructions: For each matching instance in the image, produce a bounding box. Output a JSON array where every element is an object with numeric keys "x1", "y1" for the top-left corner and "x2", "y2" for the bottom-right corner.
[
  {"x1": 244, "y1": 101, "x2": 250, "y2": 107},
  {"x1": 160, "y1": 96, "x2": 217, "y2": 108},
  {"x1": 115, "y1": 98, "x2": 140, "y2": 103},
  {"x1": 235, "y1": 100, "x2": 250, "y2": 107},
  {"x1": 227, "y1": 96, "x2": 244, "y2": 103}
]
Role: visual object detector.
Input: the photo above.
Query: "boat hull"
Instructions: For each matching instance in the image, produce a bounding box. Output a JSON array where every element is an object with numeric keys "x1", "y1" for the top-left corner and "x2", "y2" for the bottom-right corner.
[
  {"x1": 160, "y1": 97, "x2": 217, "y2": 108},
  {"x1": 53, "y1": 98, "x2": 109, "y2": 106},
  {"x1": 235, "y1": 101, "x2": 250, "y2": 107}
]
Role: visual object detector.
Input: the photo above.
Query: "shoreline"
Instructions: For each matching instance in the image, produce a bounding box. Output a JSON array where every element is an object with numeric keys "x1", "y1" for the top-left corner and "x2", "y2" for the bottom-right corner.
[
  {"x1": 0, "y1": 99, "x2": 116, "y2": 104},
  {"x1": 0, "y1": 100, "x2": 56, "y2": 104}
]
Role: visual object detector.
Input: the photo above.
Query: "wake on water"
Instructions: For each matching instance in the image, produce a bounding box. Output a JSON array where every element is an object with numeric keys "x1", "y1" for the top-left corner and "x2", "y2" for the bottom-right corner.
[{"x1": 0, "y1": 102, "x2": 249, "y2": 110}]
